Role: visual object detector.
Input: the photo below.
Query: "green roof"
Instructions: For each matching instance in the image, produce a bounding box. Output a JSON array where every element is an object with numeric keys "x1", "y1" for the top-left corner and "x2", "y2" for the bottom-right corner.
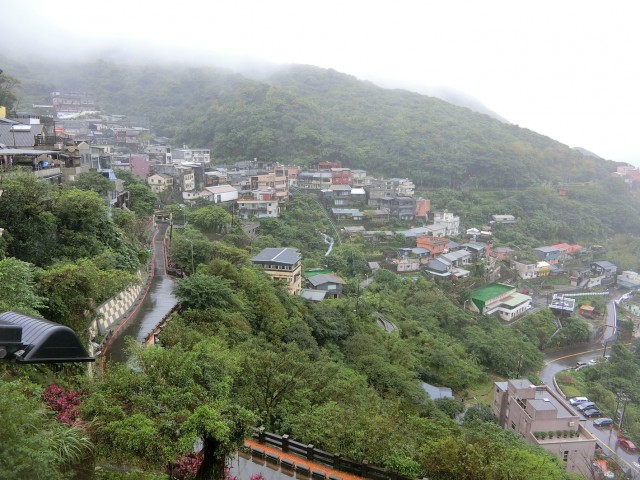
[{"x1": 471, "y1": 283, "x2": 514, "y2": 302}]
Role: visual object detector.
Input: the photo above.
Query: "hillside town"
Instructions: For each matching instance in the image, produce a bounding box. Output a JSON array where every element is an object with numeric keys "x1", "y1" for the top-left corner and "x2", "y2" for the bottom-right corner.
[
  {"x1": 3, "y1": 91, "x2": 640, "y2": 479},
  {"x1": 2, "y1": 97, "x2": 639, "y2": 321}
]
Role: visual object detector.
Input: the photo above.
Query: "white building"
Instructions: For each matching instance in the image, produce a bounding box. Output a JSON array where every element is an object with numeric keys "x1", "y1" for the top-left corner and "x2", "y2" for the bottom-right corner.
[
  {"x1": 201, "y1": 185, "x2": 239, "y2": 204},
  {"x1": 172, "y1": 146, "x2": 211, "y2": 166},
  {"x1": 237, "y1": 199, "x2": 279, "y2": 219},
  {"x1": 433, "y1": 210, "x2": 460, "y2": 237}
]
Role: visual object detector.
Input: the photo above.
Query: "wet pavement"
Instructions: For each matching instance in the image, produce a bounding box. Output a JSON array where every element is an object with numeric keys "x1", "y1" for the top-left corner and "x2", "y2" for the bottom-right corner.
[
  {"x1": 232, "y1": 440, "x2": 363, "y2": 480},
  {"x1": 103, "y1": 221, "x2": 177, "y2": 363}
]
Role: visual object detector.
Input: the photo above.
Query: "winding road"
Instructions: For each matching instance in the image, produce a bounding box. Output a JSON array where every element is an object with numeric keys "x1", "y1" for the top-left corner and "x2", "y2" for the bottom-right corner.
[{"x1": 540, "y1": 294, "x2": 640, "y2": 478}]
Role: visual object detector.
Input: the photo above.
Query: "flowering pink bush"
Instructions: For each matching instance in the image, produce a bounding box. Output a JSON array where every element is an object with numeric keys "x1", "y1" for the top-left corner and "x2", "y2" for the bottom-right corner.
[
  {"x1": 42, "y1": 384, "x2": 84, "y2": 425},
  {"x1": 165, "y1": 458, "x2": 245, "y2": 480},
  {"x1": 166, "y1": 454, "x2": 203, "y2": 479}
]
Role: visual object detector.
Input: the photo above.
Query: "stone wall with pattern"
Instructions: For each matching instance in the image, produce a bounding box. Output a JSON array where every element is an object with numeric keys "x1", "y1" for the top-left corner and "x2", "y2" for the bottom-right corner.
[{"x1": 94, "y1": 269, "x2": 150, "y2": 336}]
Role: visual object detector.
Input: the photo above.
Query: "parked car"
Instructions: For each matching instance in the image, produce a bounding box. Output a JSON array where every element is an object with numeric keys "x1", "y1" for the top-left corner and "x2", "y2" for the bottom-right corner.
[
  {"x1": 593, "y1": 417, "x2": 614, "y2": 427},
  {"x1": 583, "y1": 409, "x2": 603, "y2": 418},
  {"x1": 618, "y1": 438, "x2": 639, "y2": 452},
  {"x1": 577, "y1": 402, "x2": 597, "y2": 411},
  {"x1": 576, "y1": 361, "x2": 587, "y2": 368},
  {"x1": 569, "y1": 396, "x2": 589, "y2": 406}
]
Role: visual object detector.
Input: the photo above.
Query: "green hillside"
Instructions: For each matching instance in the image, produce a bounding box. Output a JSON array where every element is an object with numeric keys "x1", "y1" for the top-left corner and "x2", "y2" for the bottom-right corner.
[{"x1": 5, "y1": 59, "x2": 618, "y2": 188}]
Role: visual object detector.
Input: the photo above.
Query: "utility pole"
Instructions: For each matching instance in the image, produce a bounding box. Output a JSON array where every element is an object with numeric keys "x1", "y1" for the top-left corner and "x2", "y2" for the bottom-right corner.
[{"x1": 616, "y1": 392, "x2": 630, "y2": 435}]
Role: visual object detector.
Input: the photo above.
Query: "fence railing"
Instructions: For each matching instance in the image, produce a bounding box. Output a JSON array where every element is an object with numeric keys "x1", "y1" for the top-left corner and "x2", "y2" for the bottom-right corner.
[{"x1": 251, "y1": 429, "x2": 414, "y2": 480}]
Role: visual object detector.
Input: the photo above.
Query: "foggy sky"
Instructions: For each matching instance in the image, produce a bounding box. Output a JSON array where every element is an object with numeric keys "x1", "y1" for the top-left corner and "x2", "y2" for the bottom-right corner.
[{"x1": 3, "y1": 0, "x2": 639, "y2": 165}]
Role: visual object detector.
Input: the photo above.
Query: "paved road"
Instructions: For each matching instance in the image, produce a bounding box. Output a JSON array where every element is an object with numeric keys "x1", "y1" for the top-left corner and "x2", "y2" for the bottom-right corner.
[
  {"x1": 539, "y1": 292, "x2": 640, "y2": 477},
  {"x1": 103, "y1": 222, "x2": 177, "y2": 363},
  {"x1": 541, "y1": 349, "x2": 639, "y2": 477}
]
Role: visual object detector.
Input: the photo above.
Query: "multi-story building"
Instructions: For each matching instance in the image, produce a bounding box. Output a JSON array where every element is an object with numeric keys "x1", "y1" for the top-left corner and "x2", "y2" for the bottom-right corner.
[
  {"x1": 144, "y1": 145, "x2": 172, "y2": 164},
  {"x1": 175, "y1": 165, "x2": 195, "y2": 192},
  {"x1": 298, "y1": 171, "x2": 332, "y2": 190},
  {"x1": 512, "y1": 259, "x2": 538, "y2": 279},
  {"x1": 493, "y1": 379, "x2": 596, "y2": 477},
  {"x1": 286, "y1": 167, "x2": 299, "y2": 188},
  {"x1": 147, "y1": 173, "x2": 173, "y2": 193},
  {"x1": 114, "y1": 129, "x2": 143, "y2": 150},
  {"x1": 366, "y1": 178, "x2": 415, "y2": 206},
  {"x1": 323, "y1": 185, "x2": 353, "y2": 207},
  {"x1": 172, "y1": 146, "x2": 211, "y2": 166},
  {"x1": 379, "y1": 196, "x2": 416, "y2": 221},
  {"x1": 432, "y1": 210, "x2": 460, "y2": 237},
  {"x1": 416, "y1": 236, "x2": 450, "y2": 258},
  {"x1": 350, "y1": 169, "x2": 369, "y2": 187},
  {"x1": 251, "y1": 247, "x2": 302, "y2": 295},
  {"x1": 249, "y1": 166, "x2": 291, "y2": 201},
  {"x1": 237, "y1": 190, "x2": 279, "y2": 219},
  {"x1": 331, "y1": 167, "x2": 352, "y2": 185},
  {"x1": 388, "y1": 177, "x2": 415, "y2": 197},
  {"x1": 50, "y1": 91, "x2": 97, "y2": 115}
]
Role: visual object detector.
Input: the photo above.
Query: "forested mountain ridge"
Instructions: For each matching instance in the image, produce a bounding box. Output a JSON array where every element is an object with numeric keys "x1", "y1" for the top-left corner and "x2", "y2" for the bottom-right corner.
[{"x1": 5, "y1": 58, "x2": 618, "y2": 188}]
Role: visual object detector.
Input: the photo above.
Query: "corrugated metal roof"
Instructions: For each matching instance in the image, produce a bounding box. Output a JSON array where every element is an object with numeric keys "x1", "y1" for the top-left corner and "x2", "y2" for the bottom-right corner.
[
  {"x1": 300, "y1": 289, "x2": 327, "y2": 301},
  {"x1": 251, "y1": 247, "x2": 301, "y2": 266},
  {"x1": 308, "y1": 273, "x2": 346, "y2": 287},
  {"x1": 0, "y1": 149, "x2": 58, "y2": 155},
  {"x1": 0, "y1": 124, "x2": 44, "y2": 147}
]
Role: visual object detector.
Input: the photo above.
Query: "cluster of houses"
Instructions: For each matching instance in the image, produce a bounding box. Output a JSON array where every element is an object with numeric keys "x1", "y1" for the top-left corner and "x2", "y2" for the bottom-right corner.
[
  {"x1": 249, "y1": 247, "x2": 346, "y2": 301},
  {"x1": 3, "y1": 97, "x2": 637, "y2": 304}
]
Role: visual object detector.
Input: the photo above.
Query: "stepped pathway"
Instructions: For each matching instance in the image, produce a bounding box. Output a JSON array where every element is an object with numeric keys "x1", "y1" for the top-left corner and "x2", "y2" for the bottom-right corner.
[{"x1": 243, "y1": 440, "x2": 364, "y2": 480}]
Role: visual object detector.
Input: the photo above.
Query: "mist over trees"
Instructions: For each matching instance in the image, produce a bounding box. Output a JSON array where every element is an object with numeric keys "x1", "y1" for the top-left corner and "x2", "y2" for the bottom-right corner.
[{"x1": 4, "y1": 58, "x2": 621, "y2": 189}]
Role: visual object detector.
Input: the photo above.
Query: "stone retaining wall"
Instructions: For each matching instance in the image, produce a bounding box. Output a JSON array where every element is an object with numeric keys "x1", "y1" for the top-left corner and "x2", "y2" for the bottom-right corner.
[{"x1": 92, "y1": 268, "x2": 150, "y2": 338}]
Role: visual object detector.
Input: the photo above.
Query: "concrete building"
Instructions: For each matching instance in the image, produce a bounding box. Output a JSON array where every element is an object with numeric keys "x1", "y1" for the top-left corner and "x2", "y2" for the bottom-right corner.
[
  {"x1": 251, "y1": 247, "x2": 302, "y2": 295},
  {"x1": 147, "y1": 173, "x2": 173, "y2": 193},
  {"x1": 379, "y1": 196, "x2": 416, "y2": 221},
  {"x1": 432, "y1": 210, "x2": 460, "y2": 237},
  {"x1": 201, "y1": 185, "x2": 238, "y2": 204},
  {"x1": 469, "y1": 283, "x2": 531, "y2": 321},
  {"x1": 172, "y1": 146, "x2": 210, "y2": 166},
  {"x1": 493, "y1": 379, "x2": 596, "y2": 477},
  {"x1": 237, "y1": 190, "x2": 279, "y2": 219},
  {"x1": 618, "y1": 270, "x2": 640, "y2": 289},
  {"x1": 512, "y1": 259, "x2": 538, "y2": 280}
]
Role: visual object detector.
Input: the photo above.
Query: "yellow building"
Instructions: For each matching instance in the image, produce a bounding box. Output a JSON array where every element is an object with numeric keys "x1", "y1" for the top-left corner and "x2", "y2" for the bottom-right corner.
[{"x1": 251, "y1": 248, "x2": 302, "y2": 295}]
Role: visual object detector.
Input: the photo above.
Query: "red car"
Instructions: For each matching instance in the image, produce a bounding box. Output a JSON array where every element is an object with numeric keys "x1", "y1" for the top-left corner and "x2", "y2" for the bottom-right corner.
[{"x1": 618, "y1": 438, "x2": 639, "y2": 452}]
